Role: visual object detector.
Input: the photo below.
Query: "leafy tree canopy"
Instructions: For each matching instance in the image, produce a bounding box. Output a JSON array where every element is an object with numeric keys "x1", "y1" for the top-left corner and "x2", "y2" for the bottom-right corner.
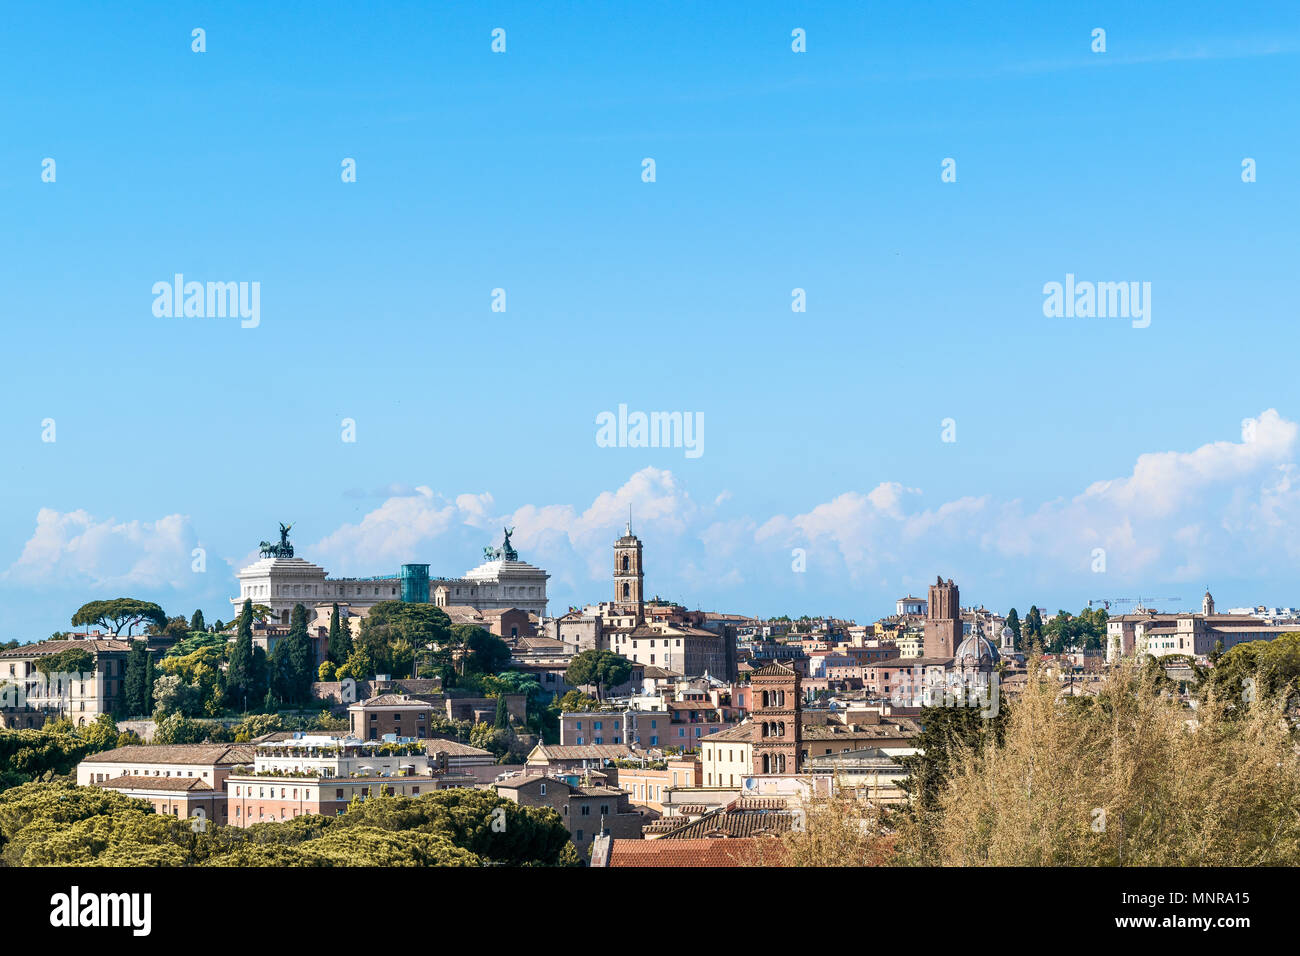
[{"x1": 70, "y1": 599, "x2": 166, "y2": 636}]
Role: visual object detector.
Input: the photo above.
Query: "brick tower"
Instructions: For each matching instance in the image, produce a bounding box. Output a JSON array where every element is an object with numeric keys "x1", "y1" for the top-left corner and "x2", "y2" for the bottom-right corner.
[
  {"x1": 750, "y1": 661, "x2": 801, "y2": 775},
  {"x1": 924, "y1": 575, "x2": 961, "y2": 659}
]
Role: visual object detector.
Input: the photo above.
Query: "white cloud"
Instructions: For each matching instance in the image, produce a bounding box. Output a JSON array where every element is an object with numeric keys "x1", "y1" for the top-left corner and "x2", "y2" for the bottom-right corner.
[
  {"x1": 12, "y1": 410, "x2": 1300, "y2": 617},
  {"x1": 758, "y1": 408, "x2": 1300, "y2": 586},
  {"x1": 4, "y1": 508, "x2": 197, "y2": 590}
]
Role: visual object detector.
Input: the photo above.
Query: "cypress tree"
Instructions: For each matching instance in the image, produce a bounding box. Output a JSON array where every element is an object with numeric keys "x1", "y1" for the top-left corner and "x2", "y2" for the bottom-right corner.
[
  {"x1": 123, "y1": 640, "x2": 148, "y2": 716},
  {"x1": 226, "y1": 599, "x2": 255, "y2": 707},
  {"x1": 282, "y1": 603, "x2": 315, "y2": 705},
  {"x1": 328, "y1": 603, "x2": 352, "y2": 663},
  {"x1": 250, "y1": 646, "x2": 269, "y2": 706},
  {"x1": 143, "y1": 654, "x2": 156, "y2": 715}
]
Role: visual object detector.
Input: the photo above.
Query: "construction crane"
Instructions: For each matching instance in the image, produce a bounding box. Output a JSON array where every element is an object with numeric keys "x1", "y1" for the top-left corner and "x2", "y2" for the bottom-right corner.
[{"x1": 1088, "y1": 596, "x2": 1182, "y2": 612}]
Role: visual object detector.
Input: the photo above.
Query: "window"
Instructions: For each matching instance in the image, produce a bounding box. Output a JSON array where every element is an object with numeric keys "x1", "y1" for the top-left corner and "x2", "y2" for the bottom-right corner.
[
  {"x1": 539, "y1": 783, "x2": 547, "y2": 795},
  {"x1": 581, "y1": 805, "x2": 591, "y2": 816}
]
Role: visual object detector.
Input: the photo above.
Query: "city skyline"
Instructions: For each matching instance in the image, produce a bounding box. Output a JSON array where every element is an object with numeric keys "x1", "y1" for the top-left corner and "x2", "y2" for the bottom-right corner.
[{"x1": 8, "y1": 405, "x2": 1300, "y2": 639}]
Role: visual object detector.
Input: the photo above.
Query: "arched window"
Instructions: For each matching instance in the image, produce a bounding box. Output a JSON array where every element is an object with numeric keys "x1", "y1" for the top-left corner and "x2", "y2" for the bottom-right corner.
[
  {"x1": 622, "y1": 555, "x2": 630, "y2": 571},
  {"x1": 761, "y1": 754, "x2": 770, "y2": 773},
  {"x1": 622, "y1": 583, "x2": 630, "y2": 599}
]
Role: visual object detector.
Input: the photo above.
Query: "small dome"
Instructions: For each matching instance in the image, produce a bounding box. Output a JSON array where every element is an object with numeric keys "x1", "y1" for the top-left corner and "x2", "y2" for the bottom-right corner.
[{"x1": 954, "y1": 632, "x2": 1000, "y2": 668}]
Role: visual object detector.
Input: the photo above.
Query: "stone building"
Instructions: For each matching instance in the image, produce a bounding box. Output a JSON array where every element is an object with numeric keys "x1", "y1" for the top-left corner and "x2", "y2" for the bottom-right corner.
[
  {"x1": 0, "y1": 638, "x2": 132, "y2": 728},
  {"x1": 494, "y1": 773, "x2": 645, "y2": 861},
  {"x1": 79, "y1": 743, "x2": 256, "y2": 827},
  {"x1": 1106, "y1": 590, "x2": 1300, "y2": 662},
  {"x1": 923, "y1": 576, "x2": 961, "y2": 659}
]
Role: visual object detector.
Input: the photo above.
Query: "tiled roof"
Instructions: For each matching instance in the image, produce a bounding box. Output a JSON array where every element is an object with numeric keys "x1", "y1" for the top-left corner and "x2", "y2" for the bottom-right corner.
[
  {"x1": 425, "y1": 738, "x2": 493, "y2": 757},
  {"x1": 95, "y1": 775, "x2": 214, "y2": 792},
  {"x1": 802, "y1": 722, "x2": 917, "y2": 740},
  {"x1": 81, "y1": 744, "x2": 255, "y2": 766},
  {"x1": 353, "y1": 694, "x2": 440, "y2": 707},
  {"x1": 480, "y1": 607, "x2": 526, "y2": 618},
  {"x1": 529, "y1": 744, "x2": 639, "y2": 761},
  {"x1": 641, "y1": 665, "x2": 681, "y2": 679},
  {"x1": 750, "y1": 661, "x2": 798, "y2": 678},
  {"x1": 701, "y1": 723, "x2": 755, "y2": 743},
  {"x1": 607, "y1": 837, "x2": 782, "y2": 867},
  {"x1": 655, "y1": 799, "x2": 797, "y2": 839},
  {"x1": 0, "y1": 639, "x2": 132, "y2": 658}
]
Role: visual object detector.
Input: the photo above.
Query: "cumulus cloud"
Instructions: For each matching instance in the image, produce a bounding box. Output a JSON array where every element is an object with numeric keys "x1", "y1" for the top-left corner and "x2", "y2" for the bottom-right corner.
[
  {"x1": 759, "y1": 408, "x2": 1300, "y2": 586},
  {"x1": 11, "y1": 410, "x2": 1300, "y2": 617},
  {"x1": 4, "y1": 508, "x2": 197, "y2": 589}
]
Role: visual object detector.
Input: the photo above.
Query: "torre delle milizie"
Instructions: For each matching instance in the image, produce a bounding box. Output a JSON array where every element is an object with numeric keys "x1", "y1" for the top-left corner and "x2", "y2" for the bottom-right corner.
[{"x1": 230, "y1": 524, "x2": 549, "y2": 624}]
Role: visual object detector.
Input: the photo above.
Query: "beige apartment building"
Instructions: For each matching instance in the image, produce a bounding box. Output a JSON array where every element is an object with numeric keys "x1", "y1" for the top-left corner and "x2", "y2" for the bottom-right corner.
[
  {"x1": 609, "y1": 756, "x2": 702, "y2": 812},
  {"x1": 225, "y1": 734, "x2": 473, "y2": 827},
  {"x1": 0, "y1": 638, "x2": 132, "y2": 728},
  {"x1": 79, "y1": 743, "x2": 256, "y2": 826}
]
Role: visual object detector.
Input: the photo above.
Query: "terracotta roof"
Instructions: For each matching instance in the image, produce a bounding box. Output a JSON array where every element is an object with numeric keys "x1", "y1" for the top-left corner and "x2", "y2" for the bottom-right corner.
[
  {"x1": 0, "y1": 639, "x2": 132, "y2": 658},
  {"x1": 606, "y1": 837, "x2": 782, "y2": 867},
  {"x1": 641, "y1": 665, "x2": 682, "y2": 679},
  {"x1": 353, "y1": 694, "x2": 439, "y2": 707},
  {"x1": 514, "y1": 637, "x2": 565, "y2": 650},
  {"x1": 655, "y1": 798, "x2": 797, "y2": 839},
  {"x1": 702, "y1": 723, "x2": 755, "y2": 743},
  {"x1": 750, "y1": 661, "x2": 798, "y2": 678},
  {"x1": 529, "y1": 744, "x2": 639, "y2": 761},
  {"x1": 480, "y1": 607, "x2": 526, "y2": 618},
  {"x1": 81, "y1": 744, "x2": 255, "y2": 766},
  {"x1": 442, "y1": 606, "x2": 486, "y2": 624},
  {"x1": 425, "y1": 738, "x2": 493, "y2": 757},
  {"x1": 95, "y1": 775, "x2": 214, "y2": 792}
]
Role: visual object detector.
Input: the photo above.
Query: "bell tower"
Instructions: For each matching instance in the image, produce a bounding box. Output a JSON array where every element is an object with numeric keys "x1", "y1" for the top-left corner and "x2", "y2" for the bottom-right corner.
[
  {"x1": 751, "y1": 662, "x2": 801, "y2": 775},
  {"x1": 614, "y1": 519, "x2": 644, "y2": 622}
]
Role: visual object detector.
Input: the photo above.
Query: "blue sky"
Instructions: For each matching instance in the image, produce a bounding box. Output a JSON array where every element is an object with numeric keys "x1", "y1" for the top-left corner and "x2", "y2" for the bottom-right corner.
[{"x1": 3, "y1": 1, "x2": 1299, "y2": 639}]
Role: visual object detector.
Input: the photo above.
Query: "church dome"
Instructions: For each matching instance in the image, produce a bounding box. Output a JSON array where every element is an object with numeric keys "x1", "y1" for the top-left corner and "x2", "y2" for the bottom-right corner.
[{"x1": 953, "y1": 631, "x2": 1000, "y2": 669}]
